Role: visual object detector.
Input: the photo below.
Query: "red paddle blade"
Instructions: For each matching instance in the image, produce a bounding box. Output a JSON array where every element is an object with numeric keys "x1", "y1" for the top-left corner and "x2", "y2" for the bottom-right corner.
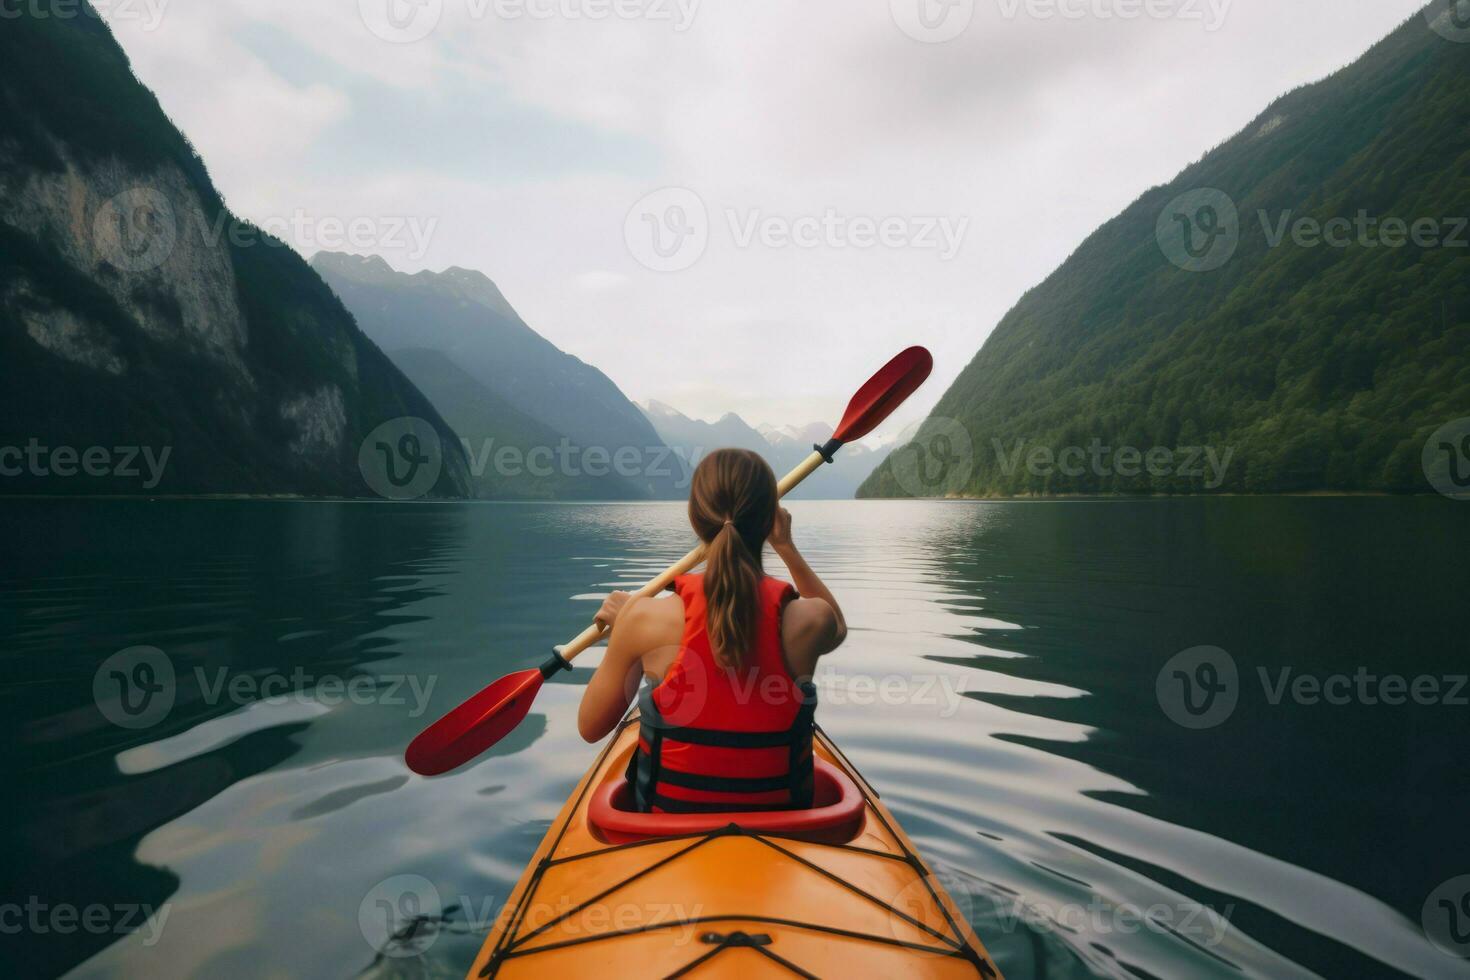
[
  {"x1": 405, "y1": 668, "x2": 545, "y2": 776},
  {"x1": 832, "y1": 346, "x2": 934, "y2": 443}
]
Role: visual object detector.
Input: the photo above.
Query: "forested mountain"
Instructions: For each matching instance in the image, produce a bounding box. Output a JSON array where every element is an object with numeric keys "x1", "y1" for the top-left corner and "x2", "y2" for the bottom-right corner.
[
  {"x1": 392, "y1": 347, "x2": 651, "y2": 499},
  {"x1": 313, "y1": 252, "x2": 676, "y2": 499},
  {"x1": 861, "y1": 8, "x2": 1469, "y2": 498},
  {"x1": 0, "y1": 7, "x2": 471, "y2": 497}
]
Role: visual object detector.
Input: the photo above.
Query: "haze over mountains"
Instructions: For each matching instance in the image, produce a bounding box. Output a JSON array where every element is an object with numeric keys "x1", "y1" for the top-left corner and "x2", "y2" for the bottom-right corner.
[
  {"x1": 313, "y1": 251, "x2": 677, "y2": 499},
  {"x1": 862, "y1": 8, "x2": 1469, "y2": 498},
  {"x1": 311, "y1": 253, "x2": 662, "y2": 458},
  {"x1": 315, "y1": 252, "x2": 889, "y2": 500},
  {"x1": 640, "y1": 401, "x2": 880, "y2": 500},
  {"x1": 6, "y1": 4, "x2": 1461, "y2": 503}
]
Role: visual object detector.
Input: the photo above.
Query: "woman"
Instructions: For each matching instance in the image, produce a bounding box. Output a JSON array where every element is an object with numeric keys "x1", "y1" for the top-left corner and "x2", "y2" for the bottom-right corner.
[{"x1": 579, "y1": 448, "x2": 847, "y2": 813}]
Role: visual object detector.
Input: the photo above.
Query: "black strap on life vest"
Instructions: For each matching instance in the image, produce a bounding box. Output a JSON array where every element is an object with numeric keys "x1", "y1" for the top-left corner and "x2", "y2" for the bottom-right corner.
[{"x1": 629, "y1": 681, "x2": 819, "y2": 814}]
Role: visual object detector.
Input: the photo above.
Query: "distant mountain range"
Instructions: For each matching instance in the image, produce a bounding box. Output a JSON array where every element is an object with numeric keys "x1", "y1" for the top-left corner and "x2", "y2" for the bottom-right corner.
[
  {"x1": 642, "y1": 401, "x2": 771, "y2": 455},
  {"x1": 0, "y1": 10, "x2": 470, "y2": 497},
  {"x1": 862, "y1": 8, "x2": 1469, "y2": 498},
  {"x1": 639, "y1": 401, "x2": 880, "y2": 500},
  {"x1": 313, "y1": 252, "x2": 676, "y2": 499},
  {"x1": 14, "y1": 2, "x2": 1455, "y2": 504}
]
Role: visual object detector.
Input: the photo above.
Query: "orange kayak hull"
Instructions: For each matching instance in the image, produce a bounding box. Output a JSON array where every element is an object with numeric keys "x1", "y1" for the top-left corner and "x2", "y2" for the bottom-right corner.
[{"x1": 468, "y1": 719, "x2": 1001, "y2": 978}]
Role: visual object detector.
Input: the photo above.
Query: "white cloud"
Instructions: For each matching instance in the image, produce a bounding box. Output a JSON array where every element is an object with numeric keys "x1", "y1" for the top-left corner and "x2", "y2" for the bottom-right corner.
[
  {"x1": 100, "y1": 4, "x2": 349, "y2": 197},
  {"x1": 575, "y1": 270, "x2": 629, "y2": 290},
  {"x1": 101, "y1": 0, "x2": 1430, "y2": 430}
]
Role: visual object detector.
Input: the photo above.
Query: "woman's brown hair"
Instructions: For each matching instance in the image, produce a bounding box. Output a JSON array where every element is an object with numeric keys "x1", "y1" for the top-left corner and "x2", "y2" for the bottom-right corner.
[{"x1": 688, "y1": 449, "x2": 778, "y2": 669}]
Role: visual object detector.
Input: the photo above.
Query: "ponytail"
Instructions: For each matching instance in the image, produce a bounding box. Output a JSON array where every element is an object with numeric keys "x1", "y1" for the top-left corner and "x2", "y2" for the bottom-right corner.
[
  {"x1": 704, "y1": 522, "x2": 763, "y2": 669},
  {"x1": 687, "y1": 450, "x2": 779, "y2": 670}
]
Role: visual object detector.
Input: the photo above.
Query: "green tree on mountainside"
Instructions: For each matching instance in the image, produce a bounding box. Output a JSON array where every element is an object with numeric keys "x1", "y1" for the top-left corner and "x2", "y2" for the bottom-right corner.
[{"x1": 861, "y1": 10, "x2": 1469, "y2": 499}]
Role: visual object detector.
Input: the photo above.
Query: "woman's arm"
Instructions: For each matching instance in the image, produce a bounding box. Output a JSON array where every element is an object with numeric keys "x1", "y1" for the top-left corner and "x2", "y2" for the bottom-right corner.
[
  {"x1": 577, "y1": 592, "x2": 646, "y2": 742},
  {"x1": 770, "y1": 509, "x2": 847, "y2": 662}
]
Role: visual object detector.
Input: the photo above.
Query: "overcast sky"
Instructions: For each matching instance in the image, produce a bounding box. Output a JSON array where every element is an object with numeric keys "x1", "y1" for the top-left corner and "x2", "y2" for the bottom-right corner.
[{"x1": 99, "y1": 0, "x2": 1428, "y2": 437}]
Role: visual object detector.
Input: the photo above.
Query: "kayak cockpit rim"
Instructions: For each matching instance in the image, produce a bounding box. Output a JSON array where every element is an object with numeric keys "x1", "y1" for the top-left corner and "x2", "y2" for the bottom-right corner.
[{"x1": 472, "y1": 716, "x2": 999, "y2": 978}]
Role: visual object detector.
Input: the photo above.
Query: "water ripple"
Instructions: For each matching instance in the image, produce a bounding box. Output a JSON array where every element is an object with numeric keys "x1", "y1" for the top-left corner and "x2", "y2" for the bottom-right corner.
[{"x1": 3, "y1": 498, "x2": 1467, "y2": 979}]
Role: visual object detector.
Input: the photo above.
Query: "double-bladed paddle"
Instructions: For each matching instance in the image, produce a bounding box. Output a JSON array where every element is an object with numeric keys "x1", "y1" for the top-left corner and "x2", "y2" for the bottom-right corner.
[{"x1": 405, "y1": 346, "x2": 934, "y2": 776}]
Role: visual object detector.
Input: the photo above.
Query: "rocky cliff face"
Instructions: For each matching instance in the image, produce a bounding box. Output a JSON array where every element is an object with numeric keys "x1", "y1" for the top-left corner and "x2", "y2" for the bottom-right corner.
[
  {"x1": 4, "y1": 146, "x2": 250, "y2": 381},
  {"x1": 0, "y1": 6, "x2": 470, "y2": 497}
]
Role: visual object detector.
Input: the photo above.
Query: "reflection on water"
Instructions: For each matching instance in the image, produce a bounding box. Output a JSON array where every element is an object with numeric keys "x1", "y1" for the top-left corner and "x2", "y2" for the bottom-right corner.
[{"x1": 2, "y1": 498, "x2": 1468, "y2": 979}]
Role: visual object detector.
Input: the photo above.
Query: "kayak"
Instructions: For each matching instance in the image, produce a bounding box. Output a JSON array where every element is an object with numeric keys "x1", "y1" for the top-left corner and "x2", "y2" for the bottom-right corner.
[{"x1": 468, "y1": 715, "x2": 1001, "y2": 978}]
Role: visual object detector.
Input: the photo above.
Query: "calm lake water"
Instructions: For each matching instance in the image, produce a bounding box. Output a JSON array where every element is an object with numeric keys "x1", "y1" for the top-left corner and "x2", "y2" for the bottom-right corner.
[{"x1": 4, "y1": 498, "x2": 1469, "y2": 979}]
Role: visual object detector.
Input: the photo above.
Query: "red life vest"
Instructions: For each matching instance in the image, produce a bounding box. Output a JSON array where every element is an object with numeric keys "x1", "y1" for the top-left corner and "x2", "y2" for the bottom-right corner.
[{"x1": 629, "y1": 573, "x2": 817, "y2": 813}]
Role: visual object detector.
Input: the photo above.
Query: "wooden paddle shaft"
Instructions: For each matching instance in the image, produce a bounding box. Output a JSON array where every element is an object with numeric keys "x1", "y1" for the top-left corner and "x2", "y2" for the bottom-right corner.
[{"x1": 554, "y1": 447, "x2": 833, "y2": 667}]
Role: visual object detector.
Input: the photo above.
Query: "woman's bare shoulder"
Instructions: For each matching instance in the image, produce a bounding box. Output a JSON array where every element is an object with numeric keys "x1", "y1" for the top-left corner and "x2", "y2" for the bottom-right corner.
[
  {"x1": 780, "y1": 597, "x2": 842, "y2": 660},
  {"x1": 619, "y1": 592, "x2": 684, "y2": 641}
]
